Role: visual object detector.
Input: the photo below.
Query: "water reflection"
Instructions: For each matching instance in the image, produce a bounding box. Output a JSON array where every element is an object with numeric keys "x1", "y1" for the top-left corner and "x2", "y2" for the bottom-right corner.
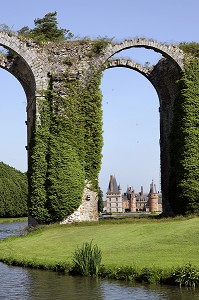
[
  {"x1": 100, "y1": 280, "x2": 199, "y2": 300},
  {"x1": 0, "y1": 263, "x2": 32, "y2": 299},
  {"x1": 0, "y1": 222, "x2": 199, "y2": 299},
  {"x1": 26, "y1": 270, "x2": 103, "y2": 300},
  {"x1": 0, "y1": 221, "x2": 27, "y2": 239},
  {"x1": 1, "y1": 264, "x2": 199, "y2": 300}
]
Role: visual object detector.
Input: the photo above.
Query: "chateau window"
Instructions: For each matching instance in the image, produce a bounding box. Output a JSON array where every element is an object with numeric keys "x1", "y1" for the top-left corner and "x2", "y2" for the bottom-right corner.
[
  {"x1": 116, "y1": 203, "x2": 118, "y2": 207},
  {"x1": 116, "y1": 198, "x2": 118, "y2": 201}
]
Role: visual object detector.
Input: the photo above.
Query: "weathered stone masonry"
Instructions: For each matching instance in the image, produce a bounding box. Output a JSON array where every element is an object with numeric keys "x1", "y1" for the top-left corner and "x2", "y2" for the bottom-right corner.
[{"x1": 0, "y1": 32, "x2": 185, "y2": 221}]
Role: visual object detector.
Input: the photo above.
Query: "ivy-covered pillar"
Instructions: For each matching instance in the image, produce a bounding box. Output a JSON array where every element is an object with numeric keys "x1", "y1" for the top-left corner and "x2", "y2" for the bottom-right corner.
[
  {"x1": 28, "y1": 94, "x2": 51, "y2": 225},
  {"x1": 170, "y1": 57, "x2": 199, "y2": 215},
  {"x1": 28, "y1": 68, "x2": 103, "y2": 224}
]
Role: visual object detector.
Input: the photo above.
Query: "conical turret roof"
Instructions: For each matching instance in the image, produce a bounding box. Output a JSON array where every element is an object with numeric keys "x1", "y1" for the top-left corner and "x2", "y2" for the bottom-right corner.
[
  {"x1": 149, "y1": 180, "x2": 157, "y2": 194},
  {"x1": 107, "y1": 175, "x2": 120, "y2": 194}
]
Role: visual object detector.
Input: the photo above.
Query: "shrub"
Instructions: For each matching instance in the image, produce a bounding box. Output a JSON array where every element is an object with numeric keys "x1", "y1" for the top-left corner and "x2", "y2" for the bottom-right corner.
[
  {"x1": 172, "y1": 264, "x2": 199, "y2": 287},
  {"x1": 179, "y1": 42, "x2": 199, "y2": 58},
  {"x1": 99, "y1": 265, "x2": 138, "y2": 281},
  {"x1": 138, "y1": 267, "x2": 164, "y2": 284},
  {"x1": 71, "y1": 241, "x2": 102, "y2": 276}
]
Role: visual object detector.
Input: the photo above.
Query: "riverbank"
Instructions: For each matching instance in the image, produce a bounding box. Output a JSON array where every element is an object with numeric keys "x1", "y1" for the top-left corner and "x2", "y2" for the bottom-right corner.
[
  {"x1": 0, "y1": 216, "x2": 199, "y2": 286},
  {"x1": 0, "y1": 217, "x2": 28, "y2": 224}
]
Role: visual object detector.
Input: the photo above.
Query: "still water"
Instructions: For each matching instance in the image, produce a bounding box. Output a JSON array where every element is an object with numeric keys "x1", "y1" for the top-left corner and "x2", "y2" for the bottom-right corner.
[{"x1": 0, "y1": 222, "x2": 199, "y2": 300}]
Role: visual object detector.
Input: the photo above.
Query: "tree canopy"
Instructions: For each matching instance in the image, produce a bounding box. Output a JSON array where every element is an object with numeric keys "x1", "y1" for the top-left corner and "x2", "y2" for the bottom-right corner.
[
  {"x1": 18, "y1": 11, "x2": 73, "y2": 42},
  {"x1": 0, "y1": 162, "x2": 28, "y2": 217}
]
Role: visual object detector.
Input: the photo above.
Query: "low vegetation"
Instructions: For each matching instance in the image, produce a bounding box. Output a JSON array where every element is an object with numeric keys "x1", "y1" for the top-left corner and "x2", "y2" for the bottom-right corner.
[
  {"x1": 1, "y1": 216, "x2": 199, "y2": 286},
  {"x1": 0, "y1": 217, "x2": 27, "y2": 224}
]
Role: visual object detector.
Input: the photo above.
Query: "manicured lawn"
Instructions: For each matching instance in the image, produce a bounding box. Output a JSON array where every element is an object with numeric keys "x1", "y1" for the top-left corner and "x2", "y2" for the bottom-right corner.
[{"x1": 0, "y1": 216, "x2": 199, "y2": 270}]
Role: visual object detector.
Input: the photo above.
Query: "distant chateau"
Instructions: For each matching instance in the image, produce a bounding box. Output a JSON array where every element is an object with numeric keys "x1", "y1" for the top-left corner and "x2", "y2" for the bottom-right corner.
[{"x1": 104, "y1": 175, "x2": 162, "y2": 213}]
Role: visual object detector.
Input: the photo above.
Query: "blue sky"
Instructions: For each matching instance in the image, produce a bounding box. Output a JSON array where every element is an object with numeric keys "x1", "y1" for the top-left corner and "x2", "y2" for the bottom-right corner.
[{"x1": 0, "y1": 0, "x2": 199, "y2": 197}]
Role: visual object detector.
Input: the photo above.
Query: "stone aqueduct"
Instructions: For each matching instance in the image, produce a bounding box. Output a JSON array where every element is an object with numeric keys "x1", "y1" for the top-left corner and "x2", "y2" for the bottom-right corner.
[{"x1": 0, "y1": 31, "x2": 185, "y2": 222}]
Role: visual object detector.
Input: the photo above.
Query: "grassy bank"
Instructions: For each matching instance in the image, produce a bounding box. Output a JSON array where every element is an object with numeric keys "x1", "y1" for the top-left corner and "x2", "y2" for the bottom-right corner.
[
  {"x1": 0, "y1": 216, "x2": 199, "y2": 286},
  {"x1": 0, "y1": 217, "x2": 28, "y2": 224}
]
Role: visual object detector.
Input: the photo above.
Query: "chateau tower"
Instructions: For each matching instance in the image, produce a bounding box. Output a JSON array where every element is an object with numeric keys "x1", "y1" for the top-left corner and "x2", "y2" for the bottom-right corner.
[
  {"x1": 130, "y1": 187, "x2": 137, "y2": 213},
  {"x1": 148, "y1": 180, "x2": 159, "y2": 212},
  {"x1": 106, "y1": 175, "x2": 122, "y2": 213}
]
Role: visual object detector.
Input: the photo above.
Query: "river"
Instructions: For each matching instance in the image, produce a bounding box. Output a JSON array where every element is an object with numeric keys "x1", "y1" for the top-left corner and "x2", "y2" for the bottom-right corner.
[{"x1": 0, "y1": 221, "x2": 199, "y2": 300}]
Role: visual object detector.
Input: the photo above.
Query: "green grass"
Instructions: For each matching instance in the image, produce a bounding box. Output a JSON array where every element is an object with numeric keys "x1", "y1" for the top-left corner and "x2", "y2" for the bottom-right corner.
[
  {"x1": 0, "y1": 217, "x2": 28, "y2": 224},
  {"x1": 0, "y1": 216, "x2": 199, "y2": 273}
]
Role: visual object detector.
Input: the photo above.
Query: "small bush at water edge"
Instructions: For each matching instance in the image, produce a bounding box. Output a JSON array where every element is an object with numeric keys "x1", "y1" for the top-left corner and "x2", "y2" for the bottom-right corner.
[
  {"x1": 71, "y1": 241, "x2": 102, "y2": 276},
  {"x1": 171, "y1": 263, "x2": 199, "y2": 287}
]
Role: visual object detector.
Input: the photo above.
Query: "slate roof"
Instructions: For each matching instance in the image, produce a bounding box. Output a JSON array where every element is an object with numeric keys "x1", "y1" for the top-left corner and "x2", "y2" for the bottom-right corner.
[
  {"x1": 107, "y1": 175, "x2": 121, "y2": 194},
  {"x1": 149, "y1": 180, "x2": 157, "y2": 194}
]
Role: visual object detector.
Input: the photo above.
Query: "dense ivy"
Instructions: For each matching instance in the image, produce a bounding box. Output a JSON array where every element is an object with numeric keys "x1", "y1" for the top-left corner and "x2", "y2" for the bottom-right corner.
[
  {"x1": 0, "y1": 162, "x2": 28, "y2": 217},
  {"x1": 28, "y1": 71, "x2": 103, "y2": 223},
  {"x1": 46, "y1": 78, "x2": 85, "y2": 223},
  {"x1": 28, "y1": 95, "x2": 51, "y2": 223},
  {"x1": 170, "y1": 56, "x2": 199, "y2": 214},
  {"x1": 82, "y1": 72, "x2": 103, "y2": 189}
]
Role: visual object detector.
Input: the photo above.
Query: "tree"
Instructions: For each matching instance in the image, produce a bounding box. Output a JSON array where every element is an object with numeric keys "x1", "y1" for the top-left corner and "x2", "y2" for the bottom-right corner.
[
  {"x1": 97, "y1": 188, "x2": 104, "y2": 213},
  {"x1": 18, "y1": 12, "x2": 73, "y2": 42},
  {"x1": 17, "y1": 26, "x2": 30, "y2": 36}
]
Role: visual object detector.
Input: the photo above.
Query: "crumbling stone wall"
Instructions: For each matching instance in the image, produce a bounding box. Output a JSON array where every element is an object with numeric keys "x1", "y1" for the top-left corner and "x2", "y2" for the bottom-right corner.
[{"x1": 0, "y1": 32, "x2": 184, "y2": 221}]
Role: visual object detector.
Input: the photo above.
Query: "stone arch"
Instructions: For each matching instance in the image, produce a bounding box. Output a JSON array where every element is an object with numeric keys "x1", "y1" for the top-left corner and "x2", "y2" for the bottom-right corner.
[
  {"x1": 104, "y1": 53, "x2": 182, "y2": 215},
  {"x1": 106, "y1": 58, "x2": 153, "y2": 79},
  {"x1": 0, "y1": 53, "x2": 36, "y2": 104},
  {"x1": 0, "y1": 32, "x2": 49, "y2": 91},
  {"x1": 0, "y1": 32, "x2": 49, "y2": 146},
  {"x1": 104, "y1": 38, "x2": 184, "y2": 69}
]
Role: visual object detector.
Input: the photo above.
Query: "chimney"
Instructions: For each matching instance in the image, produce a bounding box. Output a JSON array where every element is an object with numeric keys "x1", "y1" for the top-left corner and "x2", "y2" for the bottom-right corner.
[{"x1": 141, "y1": 186, "x2": 144, "y2": 196}]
